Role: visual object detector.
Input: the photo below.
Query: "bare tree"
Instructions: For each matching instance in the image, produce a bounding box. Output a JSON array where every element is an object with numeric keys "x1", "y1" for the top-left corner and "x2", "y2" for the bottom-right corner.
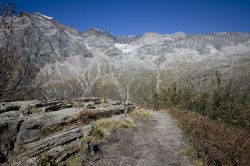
[{"x1": 0, "y1": 2, "x2": 33, "y2": 101}]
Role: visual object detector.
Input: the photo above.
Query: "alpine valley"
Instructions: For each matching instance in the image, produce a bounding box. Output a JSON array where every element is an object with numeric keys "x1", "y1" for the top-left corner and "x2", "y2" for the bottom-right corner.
[{"x1": 1, "y1": 13, "x2": 250, "y2": 102}]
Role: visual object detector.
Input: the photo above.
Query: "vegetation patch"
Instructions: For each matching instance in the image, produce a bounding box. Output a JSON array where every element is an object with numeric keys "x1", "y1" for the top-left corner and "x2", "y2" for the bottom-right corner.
[
  {"x1": 129, "y1": 108, "x2": 152, "y2": 121},
  {"x1": 183, "y1": 145, "x2": 204, "y2": 166},
  {"x1": 67, "y1": 153, "x2": 83, "y2": 166},
  {"x1": 85, "y1": 116, "x2": 135, "y2": 143},
  {"x1": 77, "y1": 109, "x2": 99, "y2": 124},
  {"x1": 151, "y1": 72, "x2": 249, "y2": 128},
  {"x1": 161, "y1": 108, "x2": 250, "y2": 166},
  {"x1": 94, "y1": 116, "x2": 135, "y2": 133},
  {"x1": 42, "y1": 119, "x2": 79, "y2": 137}
]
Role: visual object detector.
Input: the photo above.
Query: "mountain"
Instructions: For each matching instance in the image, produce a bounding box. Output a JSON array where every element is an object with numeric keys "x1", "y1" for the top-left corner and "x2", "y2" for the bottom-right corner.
[{"x1": 1, "y1": 13, "x2": 250, "y2": 102}]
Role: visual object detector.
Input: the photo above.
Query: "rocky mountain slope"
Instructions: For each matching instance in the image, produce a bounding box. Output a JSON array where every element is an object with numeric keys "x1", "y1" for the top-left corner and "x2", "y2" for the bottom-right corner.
[{"x1": 1, "y1": 13, "x2": 250, "y2": 101}]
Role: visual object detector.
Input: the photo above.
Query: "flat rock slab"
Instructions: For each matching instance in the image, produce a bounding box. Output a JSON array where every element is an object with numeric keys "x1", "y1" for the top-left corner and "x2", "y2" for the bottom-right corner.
[
  {"x1": 0, "y1": 100, "x2": 40, "y2": 114},
  {"x1": 45, "y1": 107, "x2": 81, "y2": 117},
  {"x1": 17, "y1": 124, "x2": 92, "y2": 160},
  {"x1": 87, "y1": 111, "x2": 193, "y2": 166},
  {"x1": 14, "y1": 108, "x2": 82, "y2": 148}
]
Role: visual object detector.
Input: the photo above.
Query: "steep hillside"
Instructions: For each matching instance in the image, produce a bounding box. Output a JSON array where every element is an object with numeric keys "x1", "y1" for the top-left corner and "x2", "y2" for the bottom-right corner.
[{"x1": 1, "y1": 13, "x2": 250, "y2": 101}]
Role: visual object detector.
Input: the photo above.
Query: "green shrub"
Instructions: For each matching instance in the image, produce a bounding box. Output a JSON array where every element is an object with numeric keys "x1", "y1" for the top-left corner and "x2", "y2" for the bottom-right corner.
[
  {"x1": 151, "y1": 72, "x2": 250, "y2": 128},
  {"x1": 92, "y1": 126, "x2": 104, "y2": 140}
]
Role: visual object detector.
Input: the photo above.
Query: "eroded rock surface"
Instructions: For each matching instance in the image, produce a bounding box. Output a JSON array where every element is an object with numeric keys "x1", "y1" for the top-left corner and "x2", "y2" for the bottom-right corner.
[{"x1": 0, "y1": 98, "x2": 134, "y2": 165}]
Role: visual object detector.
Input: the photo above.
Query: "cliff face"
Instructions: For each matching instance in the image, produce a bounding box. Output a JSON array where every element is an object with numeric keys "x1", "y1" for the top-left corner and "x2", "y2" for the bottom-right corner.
[{"x1": 1, "y1": 13, "x2": 250, "y2": 101}]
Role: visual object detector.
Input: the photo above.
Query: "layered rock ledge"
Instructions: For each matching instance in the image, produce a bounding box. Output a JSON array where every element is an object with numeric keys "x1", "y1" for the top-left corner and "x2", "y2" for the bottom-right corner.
[{"x1": 0, "y1": 98, "x2": 136, "y2": 165}]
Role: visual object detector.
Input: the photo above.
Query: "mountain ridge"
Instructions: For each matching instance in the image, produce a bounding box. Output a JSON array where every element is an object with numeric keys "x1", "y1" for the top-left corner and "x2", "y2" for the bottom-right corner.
[
  {"x1": 1, "y1": 13, "x2": 250, "y2": 101},
  {"x1": 32, "y1": 11, "x2": 250, "y2": 37}
]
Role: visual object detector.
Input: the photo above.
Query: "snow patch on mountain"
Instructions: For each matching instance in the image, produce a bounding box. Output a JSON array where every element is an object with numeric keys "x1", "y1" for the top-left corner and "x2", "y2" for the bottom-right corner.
[
  {"x1": 92, "y1": 28, "x2": 105, "y2": 33},
  {"x1": 85, "y1": 43, "x2": 91, "y2": 50},
  {"x1": 44, "y1": 29, "x2": 58, "y2": 36},
  {"x1": 34, "y1": 12, "x2": 53, "y2": 20},
  {"x1": 65, "y1": 31, "x2": 82, "y2": 40},
  {"x1": 114, "y1": 43, "x2": 138, "y2": 53}
]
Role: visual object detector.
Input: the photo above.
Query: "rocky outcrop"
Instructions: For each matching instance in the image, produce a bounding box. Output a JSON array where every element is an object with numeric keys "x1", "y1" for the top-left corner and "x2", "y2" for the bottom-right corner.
[
  {"x1": 0, "y1": 98, "x2": 136, "y2": 165},
  {"x1": 0, "y1": 111, "x2": 23, "y2": 161},
  {"x1": 33, "y1": 100, "x2": 73, "y2": 112},
  {"x1": 15, "y1": 120, "x2": 43, "y2": 146},
  {"x1": 16, "y1": 125, "x2": 92, "y2": 160},
  {"x1": 46, "y1": 139, "x2": 83, "y2": 164}
]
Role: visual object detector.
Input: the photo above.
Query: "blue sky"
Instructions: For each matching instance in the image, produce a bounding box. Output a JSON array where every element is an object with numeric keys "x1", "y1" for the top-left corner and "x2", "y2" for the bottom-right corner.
[{"x1": 11, "y1": 0, "x2": 250, "y2": 35}]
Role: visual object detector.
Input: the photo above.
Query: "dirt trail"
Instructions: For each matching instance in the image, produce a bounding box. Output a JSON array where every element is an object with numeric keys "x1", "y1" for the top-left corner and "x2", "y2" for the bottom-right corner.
[{"x1": 87, "y1": 111, "x2": 194, "y2": 166}]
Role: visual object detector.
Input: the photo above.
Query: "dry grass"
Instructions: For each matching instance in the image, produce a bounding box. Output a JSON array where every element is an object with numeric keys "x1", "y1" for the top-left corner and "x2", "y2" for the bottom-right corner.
[
  {"x1": 68, "y1": 116, "x2": 136, "y2": 165},
  {"x1": 129, "y1": 108, "x2": 151, "y2": 121},
  {"x1": 94, "y1": 116, "x2": 135, "y2": 132},
  {"x1": 161, "y1": 108, "x2": 250, "y2": 166},
  {"x1": 76, "y1": 109, "x2": 100, "y2": 124},
  {"x1": 84, "y1": 116, "x2": 135, "y2": 144},
  {"x1": 76, "y1": 108, "x2": 130, "y2": 125},
  {"x1": 67, "y1": 153, "x2": 83, "y2": 166},
  {"x1": 184, "y1": 145, "x2": 205, "y2": 166}
]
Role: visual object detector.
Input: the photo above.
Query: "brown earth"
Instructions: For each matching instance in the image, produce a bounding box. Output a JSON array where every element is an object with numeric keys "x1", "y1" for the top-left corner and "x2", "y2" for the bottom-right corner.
[{"x1": 86, "y1": 111, "x2": 194, "y2": 166}]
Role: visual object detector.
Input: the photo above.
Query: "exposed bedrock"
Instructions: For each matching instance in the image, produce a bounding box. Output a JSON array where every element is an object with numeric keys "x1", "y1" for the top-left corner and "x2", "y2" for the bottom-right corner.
[{"x1": 0, "y1": 98, "x2": 136, "y2": 165}]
